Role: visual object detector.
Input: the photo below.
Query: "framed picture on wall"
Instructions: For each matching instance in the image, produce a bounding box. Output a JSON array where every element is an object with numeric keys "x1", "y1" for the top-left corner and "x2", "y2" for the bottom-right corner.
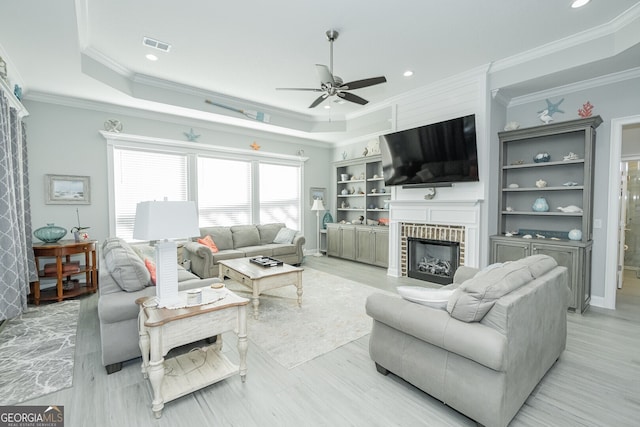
[
  {"x1": 310, "y1": 187, "x2": 326, "y2": 208},
  {"x1": 45, "y1": 174, "x2": 91, "y2": 204}
]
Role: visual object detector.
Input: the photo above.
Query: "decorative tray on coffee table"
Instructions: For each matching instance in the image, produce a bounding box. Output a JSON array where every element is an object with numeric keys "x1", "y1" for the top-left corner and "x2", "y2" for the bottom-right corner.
[{"x1": 250, "y1": 256, "x2": 284, "y2": 267}]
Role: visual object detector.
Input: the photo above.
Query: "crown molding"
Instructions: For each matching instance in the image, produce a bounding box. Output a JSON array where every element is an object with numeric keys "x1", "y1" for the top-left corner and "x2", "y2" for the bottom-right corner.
[
  {"x1": 509, "y1": 66, "x2": 640, "y2": 107},
  {"x1": 490, "y1": 3, "x2": 640, "y2": 73}
]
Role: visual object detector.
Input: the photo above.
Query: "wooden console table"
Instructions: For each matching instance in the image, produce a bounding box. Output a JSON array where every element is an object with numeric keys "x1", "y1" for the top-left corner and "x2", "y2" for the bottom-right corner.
[
  {"x1": 137, "y1": 288, "x2": 249, "y2": 418},
  {"x1": 31, "y1": 240, "x2": 98, "y2": 305}
]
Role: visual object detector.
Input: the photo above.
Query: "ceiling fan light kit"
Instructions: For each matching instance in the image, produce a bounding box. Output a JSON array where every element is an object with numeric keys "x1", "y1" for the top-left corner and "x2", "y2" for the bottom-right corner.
[{"x1": 276, "y1": 29, "x2": 387, "y2": 108}]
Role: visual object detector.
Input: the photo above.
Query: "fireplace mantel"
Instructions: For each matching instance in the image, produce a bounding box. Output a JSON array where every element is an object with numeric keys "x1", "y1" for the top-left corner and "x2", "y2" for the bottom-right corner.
[{"x1": 387, "y1": 199, "x2": 482, "y2": 277}]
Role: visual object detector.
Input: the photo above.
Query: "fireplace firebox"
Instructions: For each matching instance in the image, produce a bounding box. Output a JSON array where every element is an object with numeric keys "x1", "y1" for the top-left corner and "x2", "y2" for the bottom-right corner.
[{"x1": 407, "y1": 238, "x2": 460, "y2": 285}]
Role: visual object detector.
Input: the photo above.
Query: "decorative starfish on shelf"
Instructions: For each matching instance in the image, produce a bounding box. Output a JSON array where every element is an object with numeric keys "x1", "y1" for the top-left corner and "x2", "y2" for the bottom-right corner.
[
  {"x1": 250, "y1": 141, "x2": 261, "y2": 150},
  {"x1": 537, "y1": 98, "x2": 565, "y2": 117},
  {"x1": 184, "y1": 128, "x2": 200, "y2": 142}
]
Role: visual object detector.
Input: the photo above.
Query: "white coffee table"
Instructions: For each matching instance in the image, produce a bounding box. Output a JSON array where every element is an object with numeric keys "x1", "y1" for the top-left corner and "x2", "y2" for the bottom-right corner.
[
  {"x1": 137, "y1": 288, "x2": 249, "y2": 418},
  {"x1": 218, "y1": 257, "x2": 303, "y2": 319}
]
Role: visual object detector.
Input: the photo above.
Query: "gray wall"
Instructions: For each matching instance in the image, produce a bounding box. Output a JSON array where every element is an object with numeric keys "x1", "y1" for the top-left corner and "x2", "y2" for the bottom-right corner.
[
  {"x1": 505, "y1": 76, "x2": 640, "y2": 300},
  {"x1": 23, "y1": 100, "x2": 332, "y2": 251}
]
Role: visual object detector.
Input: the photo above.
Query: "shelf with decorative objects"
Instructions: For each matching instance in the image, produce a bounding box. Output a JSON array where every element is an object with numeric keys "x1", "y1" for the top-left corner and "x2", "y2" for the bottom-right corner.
[
  {"x1": 330, "y1": 155, "x2": 390, "y2": 266},
  {"x1": 491, "y1": 115, "x2": 602, "y2": 313}
]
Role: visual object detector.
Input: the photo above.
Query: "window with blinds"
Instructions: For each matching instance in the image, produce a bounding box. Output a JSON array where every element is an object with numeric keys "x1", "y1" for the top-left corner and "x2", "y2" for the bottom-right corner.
[
  {"x1": 197, "y1": 157, "x2": 252, "y2": 226},
  {"x1": 259, "y1": 163, "x2": 300, "y2": 229},
  {"x1": 113, "y1": 148, "x2": 188, "y2": 240}
]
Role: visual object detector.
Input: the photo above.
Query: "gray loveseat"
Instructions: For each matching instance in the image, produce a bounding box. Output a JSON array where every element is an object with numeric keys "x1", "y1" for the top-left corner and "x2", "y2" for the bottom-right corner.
[
  {"x1": 98, "y1": 238, "x2": 220, "y2": 374},
  {"x1": 366, "y1": 255, "x2": 569, "y2": 427},
  {"x1": 183, "y1": 223, "x2": 305, "y2": 279}
]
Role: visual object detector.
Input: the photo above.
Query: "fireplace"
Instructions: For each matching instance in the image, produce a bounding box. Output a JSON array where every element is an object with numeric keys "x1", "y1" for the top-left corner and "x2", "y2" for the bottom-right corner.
[{"x1": 407, "y1": 237, "x2": 460, "y2": 285}]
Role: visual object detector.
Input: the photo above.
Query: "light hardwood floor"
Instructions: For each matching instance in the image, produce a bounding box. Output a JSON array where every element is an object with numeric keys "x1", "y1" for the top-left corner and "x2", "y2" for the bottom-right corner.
[{"x1": 23, "y1": 256, "x2": 640, "y2": 427}]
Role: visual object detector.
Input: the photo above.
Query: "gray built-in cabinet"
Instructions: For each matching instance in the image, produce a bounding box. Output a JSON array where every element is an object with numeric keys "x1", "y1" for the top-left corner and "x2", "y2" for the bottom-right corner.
[
  {"x1": 490, "y1": 116, "x2": 602, "y2": 313},
  {"x1": 328, "y1": 155, "x2": 390, "y2": 268}
]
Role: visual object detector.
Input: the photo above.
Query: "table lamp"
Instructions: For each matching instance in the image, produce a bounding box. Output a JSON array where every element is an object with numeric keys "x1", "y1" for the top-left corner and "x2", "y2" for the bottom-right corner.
[
  {"x1": 133, "y1": 200, "x2": 200, "y2": 307},
  {"x1": 311, "y1": 199, "x2": 326, "y2": 257}
]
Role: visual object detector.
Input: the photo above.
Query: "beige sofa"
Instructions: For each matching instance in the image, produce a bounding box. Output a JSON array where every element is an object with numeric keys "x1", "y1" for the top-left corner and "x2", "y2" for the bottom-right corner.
[
  {"x1": 183, "y1": 223, "x2": 305, "y2": 279},
  {"x1": 366, "y1": 255, "x2": 570, "y2": 427}
]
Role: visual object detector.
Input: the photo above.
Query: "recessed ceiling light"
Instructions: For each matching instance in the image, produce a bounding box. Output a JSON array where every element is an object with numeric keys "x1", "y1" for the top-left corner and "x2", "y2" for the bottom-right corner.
[
  {"x1": 403, "y1": 70, "x2": 414, "y2": 77},
  {"x1": 146, "y1": 54, "x2": 158, "y2": 61},
  {"x1": 324, "y1": 105, "x2": 331, "y2": 109},
  {"x1": 571, "y1": 0, "x2": 590, "y2": 8}
]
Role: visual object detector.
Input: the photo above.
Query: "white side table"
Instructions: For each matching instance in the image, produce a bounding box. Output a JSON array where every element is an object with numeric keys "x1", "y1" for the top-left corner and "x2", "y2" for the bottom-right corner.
[{"x1": 137, "y1": 288, "x2": 249, "y2": 418}]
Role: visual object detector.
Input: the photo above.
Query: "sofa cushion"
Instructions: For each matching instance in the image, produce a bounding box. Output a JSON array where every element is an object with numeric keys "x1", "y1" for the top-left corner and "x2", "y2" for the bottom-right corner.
[
  {"x1": 241, "y1": 245, "x2": 273, "y2": 257},
  {"x1": 211, "y1": 249, "x2": 246, "y2": 264},
  {"x1": 447, "y1": 262, "x2": 533, "y2": 322},
  {"x1": 273, "y1": 227, "x2": 297, "y2": 244},
  {"x1": 103, "y1": 242, "x2": 151, "y2": 292},
  {"x1": 198, "y1": 235, "x2": 219, "y2": 253},
  {"x1": 257, "y1": 223, "x2": 285, "y2": 245},
  {"x1": 200, "y1": 226, "x2": 234, "y2": 250},
  {"x1": 397, "y1": 286, "x2": 455, "y2": 309},
  {"x1": 231, "y1": 225, "x2": 260, "y2": 248},
  {"x1": 270, "y1": 244, "x2": 297, "y2": 257}
]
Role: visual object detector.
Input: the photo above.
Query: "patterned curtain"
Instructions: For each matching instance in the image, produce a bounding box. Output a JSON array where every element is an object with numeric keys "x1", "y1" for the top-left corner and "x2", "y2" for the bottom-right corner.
[{"x1": 0, "y1": 93, "x2": 37, "y2": 321}]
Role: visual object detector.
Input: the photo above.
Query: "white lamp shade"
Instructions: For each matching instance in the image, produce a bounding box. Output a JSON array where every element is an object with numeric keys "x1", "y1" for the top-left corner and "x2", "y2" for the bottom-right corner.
[
  {"x1": 311, "y1": 199, "x2": 325, "y2": 211},
  {"x1": 133, "y1": 200, "x2": 200, "y2": 240}
]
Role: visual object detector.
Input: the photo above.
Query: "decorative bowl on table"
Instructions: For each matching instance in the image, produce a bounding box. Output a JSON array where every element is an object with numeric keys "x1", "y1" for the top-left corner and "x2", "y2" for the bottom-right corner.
[{"x1": 34, "y1": 223, "x2": 67, "y2": 243}]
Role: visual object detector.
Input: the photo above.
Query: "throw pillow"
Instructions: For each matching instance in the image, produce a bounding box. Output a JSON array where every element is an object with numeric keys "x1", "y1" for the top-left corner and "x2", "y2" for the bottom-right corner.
[
  {"x1": 397, "y1": 286, "x2": 455, "y2": 310},
  {"x1": 103, "y1": 244, "x2": 150, "y2": 292},
  {"x1": 273, "y1": 227, "x2": 297, "y2": 244},
  {"x1": 198, "y1": 235, "x2": 219, "y2": 253},
  {"x1": 446, "y1": 263, "x2": 532, "y2": 322},
  {"x1": 144, "y1": 258, "x2": 157, "y2": 285}
]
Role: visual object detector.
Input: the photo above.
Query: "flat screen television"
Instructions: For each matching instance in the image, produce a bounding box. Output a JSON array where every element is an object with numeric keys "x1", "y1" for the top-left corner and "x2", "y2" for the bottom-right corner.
[{"x1": 379, "y1": 114, "x2": 479, "y2": 187}]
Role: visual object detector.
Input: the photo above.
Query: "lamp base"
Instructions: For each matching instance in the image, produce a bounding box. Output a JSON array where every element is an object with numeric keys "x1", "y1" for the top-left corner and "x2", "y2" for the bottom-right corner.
[{"x1": 155, "y1": 240, "x2": 180, "y2": 307}]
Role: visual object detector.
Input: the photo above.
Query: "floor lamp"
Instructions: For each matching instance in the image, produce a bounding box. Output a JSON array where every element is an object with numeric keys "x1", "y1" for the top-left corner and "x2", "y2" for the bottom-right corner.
[
  {"x1": 311, "y1": 199, "x2": 326, "y2": 257},
  {"x1": 133, "y1": 200, "x2": 201, "y2": 307}
]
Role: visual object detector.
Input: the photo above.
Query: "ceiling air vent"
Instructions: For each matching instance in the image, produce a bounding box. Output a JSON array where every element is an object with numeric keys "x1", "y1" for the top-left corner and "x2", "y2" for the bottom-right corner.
[{"x1": 142, "y1": 37, "x2": 171, "y2": 52}]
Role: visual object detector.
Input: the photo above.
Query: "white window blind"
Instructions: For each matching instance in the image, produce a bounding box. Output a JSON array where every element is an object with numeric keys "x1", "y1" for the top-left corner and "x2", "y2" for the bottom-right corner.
[
  {"x1": 259, "y1": 163, "x2": 301, "y2": 229},
  {"x1": 113, "y1": 148, "x2": 188, "y2": 240},
  {"x1": 197, "y1": 157, "x2": 252, "y2": 226}
]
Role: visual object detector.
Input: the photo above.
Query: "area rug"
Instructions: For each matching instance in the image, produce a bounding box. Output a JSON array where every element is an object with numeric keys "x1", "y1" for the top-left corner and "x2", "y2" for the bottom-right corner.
[
  {"x1": 225, "y1": 267, "x2": 393, "y2": 369},
  {"x1": 0, "y1": 300, "x2": 80, "y2": 405}
]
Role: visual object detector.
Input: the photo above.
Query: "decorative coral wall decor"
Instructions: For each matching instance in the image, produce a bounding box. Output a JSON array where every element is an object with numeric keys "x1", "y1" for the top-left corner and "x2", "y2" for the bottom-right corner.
[{"x1": 578, "y1": 101, "x2": 594, "y2": 118}]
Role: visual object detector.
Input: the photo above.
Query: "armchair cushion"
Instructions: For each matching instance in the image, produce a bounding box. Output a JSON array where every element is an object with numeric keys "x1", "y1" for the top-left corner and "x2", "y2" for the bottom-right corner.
[{"x1": 447, "y1": 262, "x2": 532, "y2": 322}]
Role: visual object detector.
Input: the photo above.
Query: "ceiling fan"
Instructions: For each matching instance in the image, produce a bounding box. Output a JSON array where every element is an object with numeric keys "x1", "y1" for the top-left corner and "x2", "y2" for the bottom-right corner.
[{"x1": 276, "y1": 30, "x2": 387, "y2": 108}]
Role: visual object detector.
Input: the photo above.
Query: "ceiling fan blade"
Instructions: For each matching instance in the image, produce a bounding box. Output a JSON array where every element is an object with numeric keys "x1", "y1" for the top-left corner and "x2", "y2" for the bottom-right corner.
[
  {"x1": 338, "y1": 91, "x2": 369, "y2": 105},
  {"x1": 340, "y1": 76, "x2": 387, "y2": 90},
  {"x1": 276, "y1": 87, "x2": 323, "y2": 92},
  {"x1": 315, "y1": 64, "x2": 335, "y2": 86},
  {"x1": 309, "y1": 94, "x2": 329, "y2": 108}
]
